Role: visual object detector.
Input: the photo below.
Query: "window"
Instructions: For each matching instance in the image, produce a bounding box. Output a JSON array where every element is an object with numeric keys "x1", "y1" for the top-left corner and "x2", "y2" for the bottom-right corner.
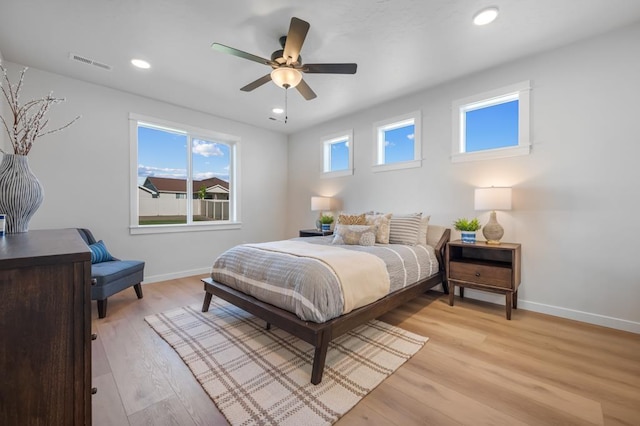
[
  {"x1": 452, "y1": 81, "x2": 531, "y2": 162},
  {"x1": 321, "y1": 130, "x2": 353, "y2": 178},
  {"x1": 129, "y1": 113, "x2": 240, "y2": 234},
  {"x1": 373, "y1": 111, "x2": 422, "y2": 172}
]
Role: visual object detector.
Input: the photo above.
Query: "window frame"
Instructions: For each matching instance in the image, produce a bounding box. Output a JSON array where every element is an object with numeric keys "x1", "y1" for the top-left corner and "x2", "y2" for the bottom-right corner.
[
  {"x1": 451, "y1": 80, "x2": 531, "y2": 163},
  {"x1": 321, "y1": 129, "x2": 353, "y2": 178},
  {"x1": 372, "y1": 110, "x2": 422, "y2": 173},
  {"x1": 129, "y1": 113, "x2": 241, "y2": 235}
]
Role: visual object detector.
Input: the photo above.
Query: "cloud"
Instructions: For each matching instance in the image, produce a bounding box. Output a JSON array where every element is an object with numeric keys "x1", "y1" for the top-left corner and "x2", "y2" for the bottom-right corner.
[
  {"x1": 192, "y1": 140, "x2": 224, "y2": 157},
  {"x1": 385, "y1": 140, "x2": 395, "y2": 147},
  {"x1": 407, "y1": 133, "x2": 415, "y2": 140},
  {"x1": 138, "y1": 164, "x2": 186, "y2": 179}
]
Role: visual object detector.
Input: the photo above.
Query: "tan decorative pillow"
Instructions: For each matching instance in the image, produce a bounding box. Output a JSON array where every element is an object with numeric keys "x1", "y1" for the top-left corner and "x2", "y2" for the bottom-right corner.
[
  {"x1": 331, "y1": 224, "x2": 376, "y2": 246},
  {"x1": 365, "y1": 213, "x2": 392, "y2": 244},
  {"x1": 418, "y1": 214, "x2": 431, "y2": 245},
  {"x1": 338, "y1": 213, "x2": 366, "y2": 225}
]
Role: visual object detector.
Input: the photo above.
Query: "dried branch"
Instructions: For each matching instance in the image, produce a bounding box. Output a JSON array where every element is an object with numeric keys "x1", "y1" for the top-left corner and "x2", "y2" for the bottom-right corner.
[{"x1": 0, "y1": 65, "x2": 79, "y2": 155}]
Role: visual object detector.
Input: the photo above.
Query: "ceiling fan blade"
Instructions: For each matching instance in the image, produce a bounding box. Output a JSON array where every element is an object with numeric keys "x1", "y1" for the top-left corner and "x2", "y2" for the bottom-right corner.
[
  {"x1": 211, "y1": 43, "x2": 273, "y2": 66},
  {"x1": 283, "y1": 17, "x2": 310, "y2": 64},
  {"x1": 240, "y1": 74, "x2": 272, "y2": 92},
  {"x1": 303, "y1": 63, "x2": 358, "y2": 74},
  {"x1": 295, "y1": 78, "x2": 317, "y2": 100}
]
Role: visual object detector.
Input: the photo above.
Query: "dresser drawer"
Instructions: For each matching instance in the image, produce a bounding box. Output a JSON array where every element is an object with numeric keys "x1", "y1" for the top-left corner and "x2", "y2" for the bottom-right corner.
[{"x1": 449, "y1": 261, "x2": 512, "y2": 288}]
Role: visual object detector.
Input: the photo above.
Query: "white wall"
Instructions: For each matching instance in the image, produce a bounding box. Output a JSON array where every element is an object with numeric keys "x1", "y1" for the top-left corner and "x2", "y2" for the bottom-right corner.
[
  {"x1": 287, "y1": 22, "x2": 640, "y2": 333},
  {"x1": 2, "y1": 62, "x2": 289, "y2": 283}
]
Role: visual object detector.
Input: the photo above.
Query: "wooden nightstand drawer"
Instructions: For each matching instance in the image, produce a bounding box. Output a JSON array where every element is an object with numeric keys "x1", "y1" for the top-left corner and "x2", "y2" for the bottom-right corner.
[{"x1": 449, "y1": 261, "x2": 512, "y2": 288}]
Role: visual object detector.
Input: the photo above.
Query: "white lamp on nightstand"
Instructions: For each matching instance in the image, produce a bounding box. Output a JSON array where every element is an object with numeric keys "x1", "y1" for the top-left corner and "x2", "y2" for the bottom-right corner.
[
  {"x1": 311, "y1": 196, "x2": 332, "y2": 231},
  {"x1": 474, "y1": 187, "x2": 512, "y2": 245}
]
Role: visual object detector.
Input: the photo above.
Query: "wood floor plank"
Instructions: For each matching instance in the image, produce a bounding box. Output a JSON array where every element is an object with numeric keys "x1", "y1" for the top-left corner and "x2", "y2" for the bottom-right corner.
[
  {"x1": 96, "y1": 317, "x2": 175, "y2": 416},
  {"x1": 92, "y1": 275, "x2": 640, "y2": 426},
  {"x1": 128, "y1": 396, "x2": 197, "y2": 426},
  {"x1": 92, "y1": 373, "x2": 130, "y2": 426},
  {"x1": 91, "y1": 330, "x2": 111, "y2": 378}
]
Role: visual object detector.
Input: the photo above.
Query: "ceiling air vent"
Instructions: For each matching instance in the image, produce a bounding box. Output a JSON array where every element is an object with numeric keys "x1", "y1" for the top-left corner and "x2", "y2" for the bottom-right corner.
[{"x1": 69, "y1": 53, "x2": 112, "y2": 71}]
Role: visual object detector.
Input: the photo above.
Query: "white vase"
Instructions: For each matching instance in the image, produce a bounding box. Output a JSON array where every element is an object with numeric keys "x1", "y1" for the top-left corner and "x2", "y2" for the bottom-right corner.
[{"x1": 0, "y1": 154, "x2": 44, "y2": 233}]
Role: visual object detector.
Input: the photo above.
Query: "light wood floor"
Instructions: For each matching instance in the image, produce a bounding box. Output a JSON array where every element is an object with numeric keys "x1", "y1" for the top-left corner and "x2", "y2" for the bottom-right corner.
[{"x1": 91, "y1": 275, "x2": 640, "y2": 425}]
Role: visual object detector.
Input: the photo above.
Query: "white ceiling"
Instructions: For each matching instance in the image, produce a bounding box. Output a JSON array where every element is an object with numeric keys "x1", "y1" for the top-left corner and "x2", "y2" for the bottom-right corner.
[{"x1": 2, "y1": 0, "x2": 640, "y2": 134}]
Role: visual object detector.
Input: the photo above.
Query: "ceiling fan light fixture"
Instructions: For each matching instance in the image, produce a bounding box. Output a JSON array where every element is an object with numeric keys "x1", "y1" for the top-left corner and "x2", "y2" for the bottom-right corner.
[
  {"x1": 271, "y1": 67, "x2": 302, "y2": 89},
  {"x1": 473, "y1": 7, "x2": 499, "y2": 26}
]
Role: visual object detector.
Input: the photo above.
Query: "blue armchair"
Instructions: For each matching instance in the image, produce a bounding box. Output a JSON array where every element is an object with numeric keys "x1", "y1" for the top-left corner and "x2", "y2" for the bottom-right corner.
[{"x1": 77, "y1": 229, "x2": 145, "y2": 318}]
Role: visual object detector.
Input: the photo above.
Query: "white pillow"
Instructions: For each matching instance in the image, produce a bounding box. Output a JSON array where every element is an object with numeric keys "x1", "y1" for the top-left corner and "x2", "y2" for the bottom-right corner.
[{"x1": 418, "y1": 214, "x2": 431, "y2": 245}]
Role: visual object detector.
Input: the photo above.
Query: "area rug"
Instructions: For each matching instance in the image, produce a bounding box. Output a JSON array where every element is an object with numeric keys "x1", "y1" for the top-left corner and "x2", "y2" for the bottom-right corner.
[{"x1": 145, "y1": 299, "x2": 428, "y2": 426}]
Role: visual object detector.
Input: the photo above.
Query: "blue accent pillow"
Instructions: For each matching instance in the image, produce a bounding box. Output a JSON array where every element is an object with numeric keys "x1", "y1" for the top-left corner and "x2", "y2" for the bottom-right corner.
[{"x1": 89, "y1": 240, "x2": 114, "y2": 264}]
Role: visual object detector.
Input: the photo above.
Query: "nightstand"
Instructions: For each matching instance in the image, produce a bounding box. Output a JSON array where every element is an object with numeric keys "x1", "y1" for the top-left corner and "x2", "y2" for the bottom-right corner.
[
  {"x1": 446, "y1": 240, "x2": 521, "y2": 320},
  {"x1": 299, "y1": 229, "x2": 333, "y2": 237}
]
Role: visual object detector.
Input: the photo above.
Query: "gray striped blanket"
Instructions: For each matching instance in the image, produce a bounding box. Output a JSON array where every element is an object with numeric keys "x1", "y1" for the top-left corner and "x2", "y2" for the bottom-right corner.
[{"x1": 211, "y1": 236, "x2": 439, "y2": 323}]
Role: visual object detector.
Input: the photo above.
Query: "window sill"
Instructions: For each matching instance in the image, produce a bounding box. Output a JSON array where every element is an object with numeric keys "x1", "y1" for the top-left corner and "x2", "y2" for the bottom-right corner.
[
  {"x1": 372, "y1": 159, "x2": 422, "y2": 173},
  {"x1": 321, "y1": 169, "x2": 353, "y2": 179},
  {"x1": 129, "y1": 221, "x2": 242, "y2": 235},
  {"x1": 451, "y1": 145, "x2": 530, "y2": 163}
]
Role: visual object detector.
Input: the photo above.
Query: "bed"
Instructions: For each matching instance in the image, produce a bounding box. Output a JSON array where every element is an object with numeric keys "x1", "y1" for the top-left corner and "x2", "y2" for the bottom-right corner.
[{"x1": 202, "y1": 223, "x2": 450, "y2": 384}]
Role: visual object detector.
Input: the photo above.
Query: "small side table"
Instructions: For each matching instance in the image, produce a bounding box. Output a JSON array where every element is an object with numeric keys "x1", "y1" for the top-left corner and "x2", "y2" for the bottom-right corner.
[
  {"x1": 299, "y1": 229, "x2": 333, "y2": 237},
  {"x1": 445, "y1": 240, "x2": 521, "y2": 320}
]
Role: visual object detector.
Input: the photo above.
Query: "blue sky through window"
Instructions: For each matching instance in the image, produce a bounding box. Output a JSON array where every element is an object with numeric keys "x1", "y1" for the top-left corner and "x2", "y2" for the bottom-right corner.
[
  {"x1": 384, "y1": 124, "x2": 415, "y2": 163},
  {"x1": 330, "y1": 140, "x2": 349, "y2": 171},
  {"x1": 137, "y1": 125, "x2": 230, "y2": 185},
  {"x1": 465, "y1": 100, "x2": 518, "y2": 152}
]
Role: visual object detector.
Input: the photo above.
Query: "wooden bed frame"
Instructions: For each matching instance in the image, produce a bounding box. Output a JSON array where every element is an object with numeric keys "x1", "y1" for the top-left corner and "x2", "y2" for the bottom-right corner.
[{"x1": 201, "y1": 228, "x2": 450, "y2": 385}]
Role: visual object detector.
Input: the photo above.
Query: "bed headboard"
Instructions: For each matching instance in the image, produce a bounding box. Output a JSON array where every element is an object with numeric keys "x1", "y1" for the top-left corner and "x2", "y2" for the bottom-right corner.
[
  {"x1": 427, "y1": 225, "x2": 451, "y2": 275},
  {"x1": 427, "y1": 224, "x2": 448, "y2": 248}
]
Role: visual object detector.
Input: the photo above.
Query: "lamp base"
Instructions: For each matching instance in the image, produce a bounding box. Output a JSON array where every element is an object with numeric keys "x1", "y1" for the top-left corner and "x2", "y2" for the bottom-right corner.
[
  {"x1": 485, "y1": 240, "x2": 502, "y2": 245},
  {"x1": 482, "y1": 211, "x2": 504, "y2": 244}
]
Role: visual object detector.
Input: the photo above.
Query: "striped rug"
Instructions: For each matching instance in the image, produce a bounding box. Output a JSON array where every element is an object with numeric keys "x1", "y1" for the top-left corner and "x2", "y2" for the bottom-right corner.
[{"x1": 145, "y1": 299, "x2": 428, "y2": 426}]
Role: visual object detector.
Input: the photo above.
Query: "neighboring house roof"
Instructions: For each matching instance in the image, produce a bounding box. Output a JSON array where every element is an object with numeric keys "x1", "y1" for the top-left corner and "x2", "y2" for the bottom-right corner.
[
  {"x1": 138, "y1": 185, "x2": 157, "y2": 196},
  {"x1": 144, "y1": 176, "x2": 229, "y2": 194}
]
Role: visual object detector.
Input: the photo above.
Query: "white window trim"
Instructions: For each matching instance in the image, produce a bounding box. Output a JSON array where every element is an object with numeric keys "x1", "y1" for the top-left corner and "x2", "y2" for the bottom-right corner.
[
  {"x1": 321, "y1": 129, "x2": 353, "y2": 178},
  {"x1": 129, "y1": 112, "x2": 241, "y2": 235},
  {"x1": 372, "y1": 111, "x2": 422, "y2": 173},
  {"x1": 451, "y1": 80, "x2": 531, "y2": 163}
]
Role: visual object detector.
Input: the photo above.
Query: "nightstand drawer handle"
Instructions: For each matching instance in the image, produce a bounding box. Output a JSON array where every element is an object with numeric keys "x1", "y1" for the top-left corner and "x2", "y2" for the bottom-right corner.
[{"x1": 475, "y1": 272, "x2": 481, "y2": 277}]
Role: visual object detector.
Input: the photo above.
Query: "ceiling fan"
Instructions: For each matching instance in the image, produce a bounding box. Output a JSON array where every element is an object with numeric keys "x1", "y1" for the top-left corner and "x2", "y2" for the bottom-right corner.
[{"x1": 211, "y1": 17, "x2": 357, "y2": 100}]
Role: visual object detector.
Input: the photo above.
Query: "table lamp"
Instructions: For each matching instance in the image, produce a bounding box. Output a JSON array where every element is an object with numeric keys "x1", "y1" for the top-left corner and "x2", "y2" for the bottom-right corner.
[
  {"x1": 474, "y1": 187, "x2": 512, "y2": 245},
  {"x1": 311, "y1": 196, "x2": 332, "y2": 230}
]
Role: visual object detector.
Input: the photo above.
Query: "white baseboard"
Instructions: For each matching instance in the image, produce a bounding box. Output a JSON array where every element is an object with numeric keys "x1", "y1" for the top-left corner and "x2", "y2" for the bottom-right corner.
[
  {"x1": 142, "y1": 267, "x2": 210, "y2": 285},
  {"x1": 454, "y1": 288, "x2": 640, "y2": 334}
]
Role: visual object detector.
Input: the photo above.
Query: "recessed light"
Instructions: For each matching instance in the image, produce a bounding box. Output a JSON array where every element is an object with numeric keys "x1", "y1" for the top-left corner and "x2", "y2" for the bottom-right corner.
[
  {"x1": 131, "y1": 59, "x2": 151, "y2": 69},
  {"x1": 272, "y1": 107, "x2": 284, "y2": 114},
  {"x1": 473, "y1": 7, "x2": 499, "y2": 26}
]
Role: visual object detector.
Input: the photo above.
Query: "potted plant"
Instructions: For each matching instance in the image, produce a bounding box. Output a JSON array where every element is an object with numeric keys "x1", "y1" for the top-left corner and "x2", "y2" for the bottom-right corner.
[
  {"x1": 453, "y1": 218, "x2": 481, "y2": 243},
  {"x1": 319, "y1": 214, "x2": 334, "y2": 231}
]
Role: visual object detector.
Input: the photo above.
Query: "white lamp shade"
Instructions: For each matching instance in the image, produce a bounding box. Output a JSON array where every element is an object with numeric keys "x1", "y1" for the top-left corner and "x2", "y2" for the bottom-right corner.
[
  {"x1": 475, "y1": 187, "x2": 512, "y2": 211},
  {"x1": 271, "y1": 67, "x2": 302, "y2": 88},
  {"x1": 311, "y1": 196, "x2": 332, "y2": 211}
]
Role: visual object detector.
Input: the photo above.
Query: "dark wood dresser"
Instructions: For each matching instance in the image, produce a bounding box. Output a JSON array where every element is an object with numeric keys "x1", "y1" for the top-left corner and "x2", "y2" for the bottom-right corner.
[{"x1": 0, "y1": 229, "x2": 92, "y2": 425}]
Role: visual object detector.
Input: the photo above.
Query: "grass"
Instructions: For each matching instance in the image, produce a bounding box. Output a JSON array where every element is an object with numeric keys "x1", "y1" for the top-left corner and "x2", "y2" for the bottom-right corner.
[{"x1": 138, "y1": 215, "x2": 213, "y2": 225}]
